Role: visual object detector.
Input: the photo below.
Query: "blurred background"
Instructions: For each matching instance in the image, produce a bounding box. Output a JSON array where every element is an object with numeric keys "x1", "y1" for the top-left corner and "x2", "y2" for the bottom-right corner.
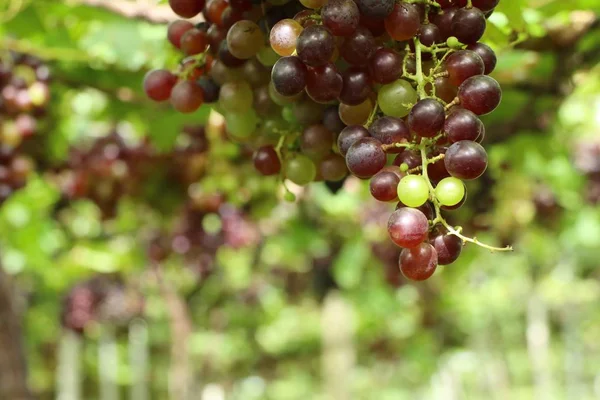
[{"x1": 1, "y1": 0, "x2": 600, "y2": 399}]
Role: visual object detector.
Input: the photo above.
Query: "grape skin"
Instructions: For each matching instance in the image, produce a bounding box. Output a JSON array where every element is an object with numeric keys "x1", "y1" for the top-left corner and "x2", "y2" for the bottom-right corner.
[
  {"x1": 431, "y1": 232, "x2": 462, "y2": 265},
  {"x1": 297, "y1": 25, "x2": 335, "y2": 67},
  {"x1": 253, "y1": 145, "x2": 281, "y2": 175},
  {"x1": 444, "y1": 140, "x2": 488, "y2": 180},
  {"x1": 458, "y1": 75, "x2": 502, "y2": 116},
  {"x1": 368, "y1": 116, "x2": 410, "y2": 152},
  {"x1": 321, "y1": 0, "x2": 360, "y2": 37},
  {"x1": 345, "y1": 137, "x2": 386, "y2": 179},
  {"x1": 387, "y1": 208, "x2": 429, "y2": 249},
  {"x1": 170, "y1": 80, "x2": 204, "y2": 113},
  {"x1": 144, "y1": 70, "x2": 177, "y2": 102},
  {"x1": 370, "y1": 170, "x2": 400, "y2": 202},
  {"x1": 271, "y1": 56, "x2": 307, "y2": 96},
  {"x1": 399, "y1": 243, "x2": 438, "y2": 281},
  {"x1": 338, "y1": 125, "x2": 370, "y2": 156}
]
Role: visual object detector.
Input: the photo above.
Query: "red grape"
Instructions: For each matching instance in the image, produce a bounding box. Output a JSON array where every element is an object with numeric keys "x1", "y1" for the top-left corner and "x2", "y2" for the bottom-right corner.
[
  {"x1": 444, "y1": 140, "x2": 488, "y2": 180},
  {"x1": 387, "y1": 208, "x2": 429, "y2": 248},
  {"x1": 399, "y1": 243, "x2": 438, "y2": 281},
  {"x1": 345, "y1": 137, "x2": 386, "y2": 179}
]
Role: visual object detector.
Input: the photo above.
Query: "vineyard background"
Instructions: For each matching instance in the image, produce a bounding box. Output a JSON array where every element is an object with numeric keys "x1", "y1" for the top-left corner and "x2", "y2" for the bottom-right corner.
[{"x1": 1, "y1": 0, "x2": 600, "y2": 399}]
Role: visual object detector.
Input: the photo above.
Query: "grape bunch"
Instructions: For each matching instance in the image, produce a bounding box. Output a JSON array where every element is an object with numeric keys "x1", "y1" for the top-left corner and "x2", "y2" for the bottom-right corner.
[
  {"x1": 0, "y1": 52, "x2": 50, "y2": 203},
  {"x1": 145, "y1": 0, "x2": 512, "y2": 281}
]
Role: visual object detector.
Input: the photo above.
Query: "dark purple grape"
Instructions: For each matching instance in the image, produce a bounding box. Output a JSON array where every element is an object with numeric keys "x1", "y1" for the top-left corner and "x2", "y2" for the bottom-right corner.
[
  {"x1": 458, "y1": 75, "x2": 501, "y2": 115},
  {"x1": 473, "y1": 0, "x2": 499, "y2": 12},
  {"x1": 271, "y1": 56, "x2": 307, "y2": 96},
  {"x1": 345, "y1": 137, "x2": 386, "y2": 179},
  {"x1": 431, "y1": 232, "x2": 462, "y2": 265},
  {"x1": 399, "y1": 243, "x2": 438, "y2": 281},
  {"x1": 385, "y1": 3, "x2": 420, "y2": 41},
  {"x1": 253, "y1": 146, "x2": 281, "y2": 175},
  {"x1": 355, "y1": 0, "x2": 394, "y2": 18},
  {"x1": 301, "y1": 124, "x2": 334, "y2": 159},
  {"x1": 297, "y1": 25, "x2": 335, "y2": 67},
  {"x1": 444, "y1": 140, "x2": 487, "y2": 180},
  {"x1": 431, "y1": 7, "x2": 458, "y2": 40},
  {"x1": 444, "y1": 108, "x2": 484, "y2": 142},
  {"x1": 197, "y1": 77, "x2": 220, "y2": 103},
  {"x1": 445, "y1": 50, "x2": 485, "y2": 86},
  {"x1": 321, "y1": 0, "x2": 360, "y2": 36},
  {"x1": 360, "y1": 15, "x2": 386, "y2": 36},
  {"x1": 466, "y1": 42, "x2": 497, "y2": 74},
  {"x1": 427, "y1": 151, "x2": 451, "y2": 182},
  {"x1": 167, "y1": 20, "x2": 194, "y2": 49},
  {"x1": 370, "y1": 170, "x2": 400, "y2": 202},
  {"x1": 320, "y1": 154, "x2": 348, "y2": 181},
  {"x1": 388, "y1": 208, "x2": 429, "y2": 248},
  {"x1": 451, "y1": 7, "x2": 486, "y2": 44},
  {"x1": 396, "y1": 202, "x2": 435, "y2": 221},
  {"x1": 323, "y1": 106, "x2": 346, "y2": 134},
  {"x1": 339, "y1": 67, "x2": 372, "y2": 105},
  {"x1": 169, "y1": 0, "x2": 204, "y2": 18},
  {"x1": 306, "y1": 63, "x2": 343, "y2": 103},
  {"x1": 408, "y1": 98, "x2": 445, "y2": 138},
  {"x1": 393, "y1": 150, "x2": 421, "y2": 169},
  {"x1": 431, "y1": 76, "x2": 458, "y2": 103},
  {"x1": 368, "y1": 116, "x2": 410, "y2": 152},
  {"x1": 418, "y1": 23, "x2": 442, "y2": 46},
  {"x1": 368, "y1": 48, "x2": 402, "y2": 84},
  {"x1": 338, "y1": 125, "x2": 370, "y2": 156},
  {"x1": 341, "y1": 27, "x2": 376, "y2": 66}
]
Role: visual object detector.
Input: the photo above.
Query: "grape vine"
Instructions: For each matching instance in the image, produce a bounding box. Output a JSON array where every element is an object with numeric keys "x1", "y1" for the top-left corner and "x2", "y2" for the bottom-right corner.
[{"x1": 144, "y1": 0, "x2": 513, "y2": 281}]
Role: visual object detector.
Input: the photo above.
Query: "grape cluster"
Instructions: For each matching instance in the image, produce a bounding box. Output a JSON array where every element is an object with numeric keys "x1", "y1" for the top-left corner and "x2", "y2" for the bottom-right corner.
[
  {"x1": 146, "y1": 0, "x2": 512, "y2": 281},
  {"x1": 0, "y1": 53, "x2": 49, "y2": 203}
]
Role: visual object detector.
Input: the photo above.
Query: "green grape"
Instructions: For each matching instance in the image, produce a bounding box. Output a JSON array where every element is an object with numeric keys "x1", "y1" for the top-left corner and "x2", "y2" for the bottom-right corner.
[
  {"x1": 435, "y1": 177, "x2": 465, "y2": 206},
  {"x1": 224, "y1": 110, "x2": 259, "y2": 140},
  {"x1": 268, "y1": 82, "x2": 302, "y2": 106},
  {"x1": 257, "y1": 46, "x2": 281, "y2": 67},
  {"x1": 397, "y1": 175, "x2": 430, "y2": 207},
  {"x1": 285, "y1": 155, "x2": 316, "y2": 185},
  {"x1": 219, "y1": 81, "x2": 253, "y2": 113},
  {"x1": 378, "y1": 79, "x2": 418, "y2": 118},
  {"x1": 226, "y1": 20, "x2": 264, "y2": 59},
  {"x1": 282, "y1": 106, "x2": 298, "y2": 125},
  {"x1": 261, "y1": 118, "x2": 287, "y2": 137}
]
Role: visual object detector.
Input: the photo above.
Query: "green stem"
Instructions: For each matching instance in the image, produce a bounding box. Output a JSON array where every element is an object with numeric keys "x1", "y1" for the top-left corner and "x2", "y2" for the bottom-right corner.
[
  {"x1": 363, "y1": 101, "x2": 379, "y2": 128},
  {"x1": 414, "y1": 39, "x2": 427, "y2": 99}
]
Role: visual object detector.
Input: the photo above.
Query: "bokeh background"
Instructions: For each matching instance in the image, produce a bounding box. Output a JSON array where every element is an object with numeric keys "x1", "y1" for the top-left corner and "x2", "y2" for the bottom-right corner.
[{"x1": 1, "y1": 0, "x2": 600, "y2": 399}]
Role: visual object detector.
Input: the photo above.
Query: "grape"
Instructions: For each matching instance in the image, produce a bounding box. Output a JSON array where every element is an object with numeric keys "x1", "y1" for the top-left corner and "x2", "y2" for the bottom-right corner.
[
  {"x1": 226, "y1": 20, "x2": 264, "y2": 59},
  {"x1": 368, "y1": 48, "x2": 402, "y2": 84},
  {"x1": 378, "y1": 79, "x2": 417, "y2": 118},
  {"x1": 345, "y1": 137, "x2": 386, "y2": 179},
  {"x1": 271, "y1": 56, "x2": 307, "y2": 96},
  {"x1": 319, "y1": 154, "x2": 348, "y2": 181},
  {"x1": 300, "y1": 0, "x2": 327, "y2": 9},
  {"x1": 467, "y1": 43, "x2": 497, "y2": 74},
  {"x1": 396, "y1": 201, "x2": 434, "y2": 221},
  {"x1": 241, "y1": 59, "x2": 270, "y2": 88},
  {"x1": 181, "y1": 28, "x2": 209, "y2": 56},
  {"x1": 323, "y1": 106, "x2": 346, "y2": 134},
  {"x1": 297, "y1": 25, "x2": 335, "y2": 67},
  {"x1": 397, "y1": 175, "x2": 429, "y2": 207},
  {"x1": 268, "y1": 81, "x2": 302, "y2": 105},
  {"x1": 340, "y1": 27, "x2": 376, "y2": 66},
  {"x1": 370, "y1": 170, "x2": 400, "y2": 202},
  {"x1": 170, "y1": 80, "x2": 204, "y2": 113},
  {"x1": 393, "y1": 150, "x2": 421, "y2": 170},
  {"x1": 431, "y1": 232, "x2": 462, "y2": 265},
  {"x1": 338, "y1": 125, "x2": 369, "y2": 156},
  {"x1": 253, "y1": 145, "x2": 281, "y2": 175},
  {"x1": 229, "y1": 0, "x2": 252, "y2": 11},
  {"x1": 204, "y1": 0, "x2": 228, "y2": 26},
  {"x1": 286, "y1": 155, "x2": 317, "y2": 185},
  {"x1": 451, "y1": 7, "x2": 486, "y2": 44},
  {"x1": 426, "y1": 151, "x2": 451, "y2": 182},
  {"x1": 399, "y1": 243, "x2": 438, "y2": 281},
  {"x1": 444, "y1": 108, "x2": 484, "y2": 142},
  {"x1": 224, "y1": 109, "x2": 259, "y2": 139},
  {"x1": 354, "y1": 0, "x2": 393, "y2": 17},
  {"x1": 360, "y1": 15, "x2": 386, "y2": 36},
  {"x1": 458, "y1": 75, "x2": 501, "y2": 115},
  {"x1": 306, "y1": 63, "x2": 343, "y2": 103},
  {"x1": 338, "y1": 98, "x2": 373, "y2": 126},
  {"x1": 339, "y1": 67, "x2": 372, "y2": 106},
  {"x1": 270, "y1": 19, "x2": 303, "y2": 57},
  {"x1": 219, "y1": 81, "x2": 253, "y2": 113},
  {"x1": 435, "y1": 177, "x2": 465, "y2": 206},
  {"x1": 143, "y1": 69, "x2": 177, "y2": 102},
  {"x1": 429, "y1": 76, "x2": 457, "y2": 104},
  {"x1": 210, "y1": 60, "x2": 243, "y2": 85},
  {"x1": 293, "y1": 100, "x2": 325, "y2": 125},
  {"x1": 208, "y1": 25, "x2": 227, "y2": 51},
  {"x1": 321, "y1": 0, "x2": 360, "y2": 37},
  {"x1": 385, "y1": 3, "x2": 420, "y2": 42},
  {"x1": 418, "y1": 23, "x2": 442, "y2": 47},
  {"x1": 473, "y1": 0, "x2": 499, "y2": 12},
  {"x1": 301, "y1": 124, "x2": 334, "y2": 159},
  {"x1": 368, "y1": 116, "x2": 410, "y2": 152},
  {"x1": 257, "y1": 46, "x2": 281, "y2": 66},
  {"x1": 167, "y1": 20, "x2": 194, "y2": 49},
  {"x1": 218, "y1": 42, "x2": 246, "y2": 68},
  {"x1": 387, "y1": 208, "x2": 429, "y2": 248},
  {"x1": 431, "y1": 7, "x2": 458, "y2": 40},
  {"x1": 445, "y1": 50, "x2": 485, "y2": 86},
  {"x1": 408, "y1": 98, "x2": 445, "y2": 138},
  {"x1": 197, "y1": 77, "x2": 220, "y2": 103},
  {"x1": 169, "y1": 0, "x2": 204, "y2": 18},
  {"x1": 444, "y1": 140, "x2": 487, "y2": 180},
  {"x1": 221, "y1": 7, "x2": 243, "y2": 30}
]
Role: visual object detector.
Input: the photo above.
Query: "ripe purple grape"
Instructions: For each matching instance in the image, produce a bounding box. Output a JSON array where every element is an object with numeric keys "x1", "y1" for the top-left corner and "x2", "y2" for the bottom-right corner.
[
  {"x1": 370, "y1": 170, "x2": 400, "y2": 202},
  {"x1": 444, "y1": 140, "x2": 488, "y2": 180},
  {"x1": 340, "y1": 27, "x2": 376, "y2": 66},
  {"x1": 355, "y1": 0, "x2": 394, "y2": 18},
  {"x1": 368, "y1": 48, "x2": 402, "y2": 84},
  {"x1": 445, "y1": 50, "x2": 485, "y2": 87},
  {"x1": 338, "y1": 125, "x2": 370, "y2": 156},
  {"x1": 306, "y1": 63, "x2": 343, "y2": 103},
  {"x1": 387, "y1": 208, "x2": 429, "y2": 248},
  {"x1": 399, "y1": 243, "x2": 438, "y2": 281},
  {"x1": 345, "y1": 137, "x2": 386, "y2": 179},
  {"x1": 368, "y1": 116, "x2": 410, "y2": 152},
  {"x1": 458, "y1": 75, "x2": 502, "y2": 115},
  {"x1": 271, "y1": 56, "x2": 307, "y2": 97},
  {"x1": 339, "y1": 67, "x2": 372, "y2": 106},
  {"x1": 467, "y1": 43, "x2": 497, "y2": 74},
  {"x1": 408, "y1": 98, "x2": 445, "y2": 138},
  {"x1": 385, "y1": 3, "x2": 420, "y2": 42},
  {"x1": 451, "y1": 7, "x2": 486, "y2": 44},
  {"x1": 297, "y1": 25, "x2": 335, "y2": 67},
  {"x1": 321, "y1": 0, "x2": 360, "y2": 36},
  {"x1": 431, "y1": 232, "x2": 462, "y2": 265},
  {"x1": 444, "y1": 108, "x2": 484, "y2": 142}
]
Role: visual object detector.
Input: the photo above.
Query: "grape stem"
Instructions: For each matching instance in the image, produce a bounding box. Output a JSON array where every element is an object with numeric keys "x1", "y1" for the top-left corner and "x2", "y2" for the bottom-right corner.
[
  {"x1": 381, "y1": 142, "x2": 415, "y2": 152},
  {"x1": 414, "y1": 38, "x2": 427, "y2": 99},
  {"x1": 404, "y1": 0, "x2": 441, "y2": 7},
  {"x1": 364, "y1": 101, "x2": 379, "y2": 128}
]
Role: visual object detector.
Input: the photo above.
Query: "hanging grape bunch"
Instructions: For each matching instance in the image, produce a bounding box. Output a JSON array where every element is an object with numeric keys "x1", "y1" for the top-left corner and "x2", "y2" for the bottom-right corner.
[
  {"x1": 0, "y1": 52, "x2": 49, "y2": 203},
  {"x1": 144, "y1": 0, "x2": 513, "y2": 281}
]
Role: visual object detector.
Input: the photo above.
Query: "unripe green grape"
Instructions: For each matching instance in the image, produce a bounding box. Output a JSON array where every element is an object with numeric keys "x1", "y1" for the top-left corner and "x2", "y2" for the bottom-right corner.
[
  {"x1": 257, "y1": 46, "x2": 281, "y2": 67},
  {"x1": 285, "y1": 155, "x2": 316, "y2": 185},
  {"x1": 219, "y1": 81, "x2": 253, "y2": 113},
  {"x1": 282, "y1": 106, "x2": 298, "y2": 125},
  {"x1": 397, "y1": 175, "x2": 430, "y2": 207},
  {"x1": 435, "y1": 177, "x2": 465, "y2": 206},
  {"x1": 378, "y1": 79, "x2": 418, "y2": 118},
  {"x1": 224, "y1": 110, "x2": 259, "y2": 140},
  {"x1": 446, "y1": 36, "x2": 462, "y2": 49}
]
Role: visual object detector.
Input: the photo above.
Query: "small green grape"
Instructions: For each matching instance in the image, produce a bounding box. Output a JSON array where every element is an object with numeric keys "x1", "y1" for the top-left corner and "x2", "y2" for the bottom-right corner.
[
  {"x1": 257, "y1": 46, "x2": 281, "y2": 67},
  {"x1": 224, "y1": 110, "x2": 259, "y2": 140},
  {"x1": 397, "y1": 175, "x2": 429, "y2": 207},
  {"x1": 219, "y1": 81, "x2": 253, "y2": 113},
  {"x1": 378, "y1": 79, "x2": 418, "y2": 118},
  {"x1": 281, "y1": 106, "x2": 298, "y2": 125},
  {"x1": 435, "y1": 177, "x2": 465, "y2": 206},
  {"x1": 285, "y1": 155, "x2": 316, "y2": 185},
  {"x1": 446, "y1": 36, "x2": 462, "y2": 49},
  {"x1": 284, "y1": 191, "x2": 296, "y2": 202}
]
